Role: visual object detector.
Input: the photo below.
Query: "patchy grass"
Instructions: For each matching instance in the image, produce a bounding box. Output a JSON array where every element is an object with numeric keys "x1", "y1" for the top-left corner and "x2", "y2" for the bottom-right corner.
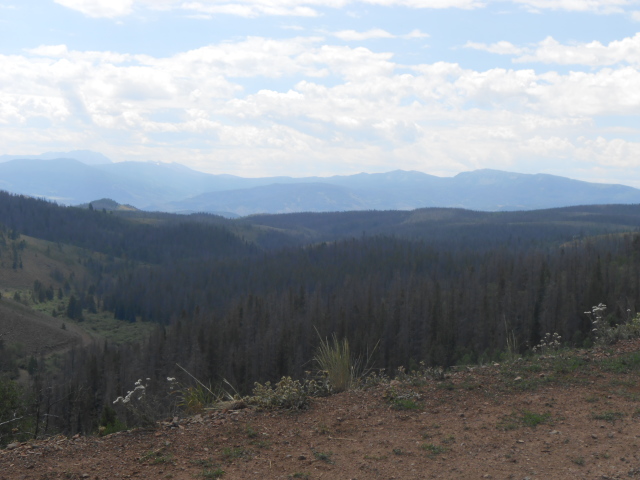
[
  {"x1": 497, "y1": 410, "x2": 552, "y2": 430},
  {"x1": 220, "y1": 447, "x2": 250, "y2": 462},
  {"x1": 421, "y1": 443, "x2": 446, "y2": 457},
  {"x1": 591, "y1": 411, "x2": 625, "y2": 424},
  {"x1": 201, "y1": 468, "x2": 225, "y2": 479},
  {"x1": 312, "y1": 450, "x2": 333, "y2": 464},
  {"x1": 140, "y1": 449, "x2": 174, "y2": 465},
  {"x1": 599, "y1": 353, "x2": 640, "y2": 374}
]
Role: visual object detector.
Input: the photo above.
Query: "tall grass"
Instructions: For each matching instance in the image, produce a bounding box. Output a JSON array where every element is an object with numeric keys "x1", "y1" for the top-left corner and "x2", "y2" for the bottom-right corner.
[{"x1": 314, "y1": 330, "x2": 377, "y2": 392}]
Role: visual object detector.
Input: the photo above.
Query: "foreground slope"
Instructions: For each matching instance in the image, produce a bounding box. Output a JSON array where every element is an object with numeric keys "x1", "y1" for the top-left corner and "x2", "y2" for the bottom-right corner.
[{"x1": 3, "y1": 340, "x2": 640, "y2": 479}]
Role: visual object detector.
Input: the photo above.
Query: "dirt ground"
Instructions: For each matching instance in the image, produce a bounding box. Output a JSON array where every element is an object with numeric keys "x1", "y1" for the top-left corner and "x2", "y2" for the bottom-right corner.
[{"x1": 3, "y1": 341, "x2": 640, "y2": 480}]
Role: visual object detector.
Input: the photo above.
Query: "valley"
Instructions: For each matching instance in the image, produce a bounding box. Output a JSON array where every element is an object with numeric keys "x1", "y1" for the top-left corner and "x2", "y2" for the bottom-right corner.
[{"x1": 1, "y1": 189, "x2": 640, "y2": 478}]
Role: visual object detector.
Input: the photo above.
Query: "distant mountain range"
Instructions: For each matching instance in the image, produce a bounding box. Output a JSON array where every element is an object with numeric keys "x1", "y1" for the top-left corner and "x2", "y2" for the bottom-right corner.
[
  {"x1": 0, "y1": 150, "x2": 112, "y2": 166},
  {"x1": 1, "y1": 151, "x2": 639, "y2": 215}
]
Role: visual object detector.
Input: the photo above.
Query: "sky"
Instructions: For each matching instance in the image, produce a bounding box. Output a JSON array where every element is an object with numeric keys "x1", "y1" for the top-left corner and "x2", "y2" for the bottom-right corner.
[{"x1": 0, "y1": 1, "x2": 639, "y2": 185}]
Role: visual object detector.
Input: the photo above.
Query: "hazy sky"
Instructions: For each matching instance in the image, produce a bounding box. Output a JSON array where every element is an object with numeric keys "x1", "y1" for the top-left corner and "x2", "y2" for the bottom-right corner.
[{"x1": 1, "y1": 1, "x2": 639, "y2": 184}]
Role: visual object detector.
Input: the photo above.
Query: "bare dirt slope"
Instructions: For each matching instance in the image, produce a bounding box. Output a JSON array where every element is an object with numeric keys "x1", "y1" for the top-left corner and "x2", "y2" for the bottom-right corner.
[{"x1": 3, "y1": 341, "x2": 640, "y2": 480}]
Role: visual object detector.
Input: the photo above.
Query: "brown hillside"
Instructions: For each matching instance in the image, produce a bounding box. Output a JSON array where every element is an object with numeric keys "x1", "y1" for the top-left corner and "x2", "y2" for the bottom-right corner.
[
  {"x1": 0, "y1": 299, "x2": 85, "y2": 356},
  {"x1": 3, "y1": 340, "x2": 640, "y2": 479}
]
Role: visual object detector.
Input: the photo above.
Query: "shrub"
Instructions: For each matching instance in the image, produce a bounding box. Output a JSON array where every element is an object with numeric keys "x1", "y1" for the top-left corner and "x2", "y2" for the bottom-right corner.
[
  {"x1": 586, "y1": 304, "x2": 640, "y2": 346},
  {"x1": 246, "y1": 375, "x2": 331, "y2": 410}
]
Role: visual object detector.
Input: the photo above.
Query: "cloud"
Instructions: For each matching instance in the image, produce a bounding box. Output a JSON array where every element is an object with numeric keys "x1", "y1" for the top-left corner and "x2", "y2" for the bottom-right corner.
[
  {"x1": 404, "y1": 29, "x2": 430, "y2": 39},
  {"x1": 52, "y1": 0, "x2": 635, "y2": 18},
  {"x1": 464, "y1": 34, "x2": 640, "y2": 67},
  {"x1": 514, "y1": 34, "x2": 640, "y2": 66},
  {"x1": 512, "y1": 0, "x2": 632, "y2": 14},
  {"x1": 333, "y1": 29, "x2": 395, "y2": 41},
  {"x1": 2, "y1": 36, "x2": 640, "y2": 180},
  {"x1": 464, "y1": 41, "x2": 524, "y2": 55},
  {"x1": 330, "y1": 28, "x2": 429, "y2": 41},
  {"x1": 54, "y1": 0, "x2": 134, "y2": 18}
]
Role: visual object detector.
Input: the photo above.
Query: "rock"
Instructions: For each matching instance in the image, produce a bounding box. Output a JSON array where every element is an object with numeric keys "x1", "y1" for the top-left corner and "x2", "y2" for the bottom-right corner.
[
  {"x1": 298, "y1": 455, "x2": 307, "y2": 460},
  {"x1": 6, "y1": 443, "x2": 19, "y2": 450},
  {"x1": 514, "y1": 377, "x2": 522, "y2": 382}
]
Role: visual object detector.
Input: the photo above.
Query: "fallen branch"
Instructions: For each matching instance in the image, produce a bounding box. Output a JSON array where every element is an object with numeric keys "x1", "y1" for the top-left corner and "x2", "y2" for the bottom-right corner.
[{"x1": 0, "y1": 417, "x2": 23, "y2": 427}]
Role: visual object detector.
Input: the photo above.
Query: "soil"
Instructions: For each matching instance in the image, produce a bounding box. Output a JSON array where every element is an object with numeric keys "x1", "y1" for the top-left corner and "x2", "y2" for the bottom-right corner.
[{"x1": 3, "y1": 341, "x2": 640, "y2": 480}]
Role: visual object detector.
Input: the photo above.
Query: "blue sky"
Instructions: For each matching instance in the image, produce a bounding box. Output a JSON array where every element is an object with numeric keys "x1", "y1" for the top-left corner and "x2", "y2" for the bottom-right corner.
[{"x1": 1, "y1": 0, "x2": 639, "y2": 186}]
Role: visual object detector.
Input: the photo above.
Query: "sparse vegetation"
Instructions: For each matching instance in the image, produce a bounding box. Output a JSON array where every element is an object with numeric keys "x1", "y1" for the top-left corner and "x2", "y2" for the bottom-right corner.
[
  {"x1": 312, "y1": 449, "x2": 333, "y2": 463},
  {"x1": 421, "y1": 443, "x2": 446, "y2": 457},
  {"x1": 592, "y1": 411, "x2": 625, "y2": 424}
]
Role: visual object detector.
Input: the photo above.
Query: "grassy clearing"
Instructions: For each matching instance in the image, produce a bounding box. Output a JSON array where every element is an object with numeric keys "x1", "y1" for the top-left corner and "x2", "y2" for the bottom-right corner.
[{"x1": 29, "y1": 299, "x2": 157, "y2": 345}]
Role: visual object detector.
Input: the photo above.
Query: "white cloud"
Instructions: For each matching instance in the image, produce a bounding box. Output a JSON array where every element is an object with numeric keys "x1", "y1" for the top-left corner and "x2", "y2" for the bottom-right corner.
[
  {"x1": 512, "y1": 0, "x2": 632, "y2": 14},
  {"x1": 2, "y1": 37, "x2": 640, "y2": 180},
  {"x1": 330, "y1": 28, "x2": 429, "y2": 41},
  {"x1": 514, "y1": 34, "x2": 640, "y2": 66},
  {"x1": 464, "y1": 41, "x2": 524, "y2": 55},
  {"x1": 464, "y1": 34, "x2": 640, "y2": 67},
  {"x1": 54, "y1": 0, "x2": 134, "y2": 18},
  {"x1": 333, "y1": 29, "x2": 395, "y2": 41},
  {"x1": 404, "y1": 29, "x2": 430, "y2": 39},
  {"x1": 52, "y1": 0, "x2": 635, "y2": 18}
]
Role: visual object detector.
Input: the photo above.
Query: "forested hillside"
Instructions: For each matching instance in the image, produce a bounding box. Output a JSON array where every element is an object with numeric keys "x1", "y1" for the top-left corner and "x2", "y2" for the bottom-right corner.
[{"x1": 1, "y1": 191, "x2": 640, "y2": 445}]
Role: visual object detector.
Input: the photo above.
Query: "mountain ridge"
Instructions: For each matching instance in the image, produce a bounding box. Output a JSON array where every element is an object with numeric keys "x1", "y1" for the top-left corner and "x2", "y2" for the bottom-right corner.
[{"x1": 1, "y1": 152, "x2": 639, "y2": 215}]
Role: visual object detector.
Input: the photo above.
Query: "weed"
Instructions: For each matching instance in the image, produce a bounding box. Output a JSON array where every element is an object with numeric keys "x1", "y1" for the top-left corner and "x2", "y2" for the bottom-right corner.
[
  {"x1": 290, "y1": 473, "x2": 310, "y2": 479},
  {"x1": 600, "y1": 353, "x2": 640, "y2": 374},
  {"x1": 497, "y1": 410, "x2": 551, "y2": 430},
  {"x1": 572, "y1": 456, "x2": 585, "y2": 466},
  {"x1": 221, "y1": 447, "x2": 249, "y2": 461},
  {"x1": 384, "y1": 386, "x2": 422, "y2": 411},
  {"x1": 247, "y1": 376, "x2": 330, "y2": 410},
  {"x1": 315, "y1": 423, "x2": 331, "y2": 434},
  {"x1": 421, "y1": 443, "x2": 446, "y2": 457},
  {"x1": 442, "y1": 435, "x2": 455, "y2": 444},
  {"x1": 250, "y1": 439, "x2": 271, "y2": 448},
  {"x1": 533, "y1": 332, "x2": 562, "y2": 355},
  {"x1": 314, "y1": 330, "x2": 377, "y2": 392},
  {"x1": 139, "y1": 449, "x2": 174, "y2": 464},
  {"x1": 521, "y1": 410, "x2": 551, "y2": 427},
  {"x1": 364, "y1": 454, "x2": 387, "y2": 460},
  {"x1": 391, "y1": 398, "x2": 421, "y2": 410},
  {"x1": 553, "y1": 356, "x2": 586, "y2": 374},
  {"x1": 592, "y1": 411, "x2": 625, "y2": 424},
  {"x1": 202, "y1": 468, "x2": 225, "y2": 479},
  {"x1": 312, "y1": 450, "x2": 333, "y2": 463},
  {"x1": 245, "y1": 425, "x2": 258, "y2": 438},
  {"x1": 191, "y1": 459, "x2": 215, "y2": 468},
  {"x1": 392, "y1": 448, "x2": 404, "y2": 455},
  {"x1": 436, "y1": 382, "x2": 455, "y2": 391}
]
